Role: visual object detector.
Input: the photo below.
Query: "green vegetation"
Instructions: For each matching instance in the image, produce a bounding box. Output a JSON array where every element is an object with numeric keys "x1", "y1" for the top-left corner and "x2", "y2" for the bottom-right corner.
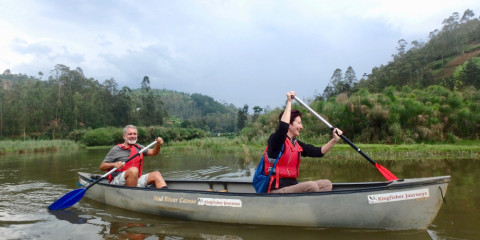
[
  {"x1": 163, "y1": 138, "x2": 480, "y2": 161},
  {"x1": 76, "y1": 126, "x2": 207, "y2": 146},
  {"x1": 0, "y1": 140, "x2": 83, "y2": 154},
  {"x1": 241, "y1": 85, "x2": 480, "y2": 144},
  {"x1": 0, "y1": 67, "x2": 237, "y2": 140},
  {"x1": 354, "y1": 10, "x2": 480, "y2": 92},
  {"x1": 2, "y1": 137, "x2": 478, "y2": 162}
]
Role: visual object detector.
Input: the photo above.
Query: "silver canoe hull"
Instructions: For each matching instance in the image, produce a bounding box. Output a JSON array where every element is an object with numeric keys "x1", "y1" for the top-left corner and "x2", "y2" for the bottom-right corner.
[{"x1": 78, "y1": 172, "x2": 449, "y2": 230}]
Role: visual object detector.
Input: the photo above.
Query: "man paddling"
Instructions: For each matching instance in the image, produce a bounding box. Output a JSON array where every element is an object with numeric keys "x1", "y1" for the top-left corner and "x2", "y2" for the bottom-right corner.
[{"x1": 99, "y1": 125, "x2": 167, "y2": 188}]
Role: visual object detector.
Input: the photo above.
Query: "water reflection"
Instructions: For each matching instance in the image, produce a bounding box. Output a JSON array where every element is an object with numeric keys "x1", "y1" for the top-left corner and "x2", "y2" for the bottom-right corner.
[
  {"x1": 0, "y1": 149, "x2": 478, "y2": 239},
  {"x1": 49, "y1": 209, "x2": 87, "y2": 224},
  {"x1": 108, "y1": 222, "x2": 149, "y2": 240},
  {"x1": 83, "y1": 202, "x2": 436, "y2": 240}
]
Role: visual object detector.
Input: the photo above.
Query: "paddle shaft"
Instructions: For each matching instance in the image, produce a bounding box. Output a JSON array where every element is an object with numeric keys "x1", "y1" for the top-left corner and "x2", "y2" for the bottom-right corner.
[
  {"x1": 85, "y1": 140, "x2": 158, "y2": 189},
  {"x1": 293, "y1": 96, "x2": 376, "y2": 165}
]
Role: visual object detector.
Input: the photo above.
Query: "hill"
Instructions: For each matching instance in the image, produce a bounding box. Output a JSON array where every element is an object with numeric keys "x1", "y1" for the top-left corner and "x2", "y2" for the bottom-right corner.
[
  {"x1": 0, "y1": 67, "x2": 240, "y2": 139},
  {"x1": 341, "y1": 10, "x2": 480, "y2": 95},
  {"x1": 150, "y1": 89, "x2": 238, "y2": 132}
]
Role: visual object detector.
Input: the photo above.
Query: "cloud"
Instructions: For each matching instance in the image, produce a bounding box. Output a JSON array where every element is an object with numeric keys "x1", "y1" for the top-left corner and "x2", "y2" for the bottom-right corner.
[{"x1": 0, "y1": 0, "x2": 479, "y2": 109}]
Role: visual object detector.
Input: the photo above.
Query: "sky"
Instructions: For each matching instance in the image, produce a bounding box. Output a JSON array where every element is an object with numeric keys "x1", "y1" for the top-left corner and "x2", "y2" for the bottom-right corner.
[{"x1": 1, "y1": 0, "x2": 479, "y2": 110}]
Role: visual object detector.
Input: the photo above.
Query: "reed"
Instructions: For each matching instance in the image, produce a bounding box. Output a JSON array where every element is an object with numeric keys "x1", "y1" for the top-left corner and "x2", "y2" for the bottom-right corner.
[
  {"x1": 164, "y1": 136, "x2": 264, "y2": 156},
  {"x1": 300, "y1": 142, "x2": 480, "y2": 161},
  {"x1": 165, "y1": 137, "x2": 480, "y2": 161},
  {"x1": 2, "y1": 137, "x2": 477, "y2": 162},
  {"x1": 0, "y1": 140, "x2": 84, "y2": 154}
]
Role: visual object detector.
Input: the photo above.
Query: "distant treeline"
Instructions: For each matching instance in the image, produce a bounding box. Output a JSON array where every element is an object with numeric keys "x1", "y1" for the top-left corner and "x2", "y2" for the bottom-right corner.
[{"x1": 0, "y1": 65, "x2": 242, "y2": 141}]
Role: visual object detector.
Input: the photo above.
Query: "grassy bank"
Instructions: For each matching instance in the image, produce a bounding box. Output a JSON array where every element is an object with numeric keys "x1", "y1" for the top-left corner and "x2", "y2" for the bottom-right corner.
[
  {"x1": 323, "y1": 142, "x2": 480, "y2": 161},
  {"x1": 1, "y1": 138, "x2": 479, "y2": 161},
  {"x1": 165, "y1": 137, "x2": 480, "y2": 161},
  {"x1": 0, "y1": 140, "x2": 84, "y2": 154}
]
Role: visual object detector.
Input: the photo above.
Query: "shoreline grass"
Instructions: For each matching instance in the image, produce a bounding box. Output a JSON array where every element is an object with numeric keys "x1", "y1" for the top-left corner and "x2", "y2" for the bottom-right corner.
[
  {"x1": 164, "y1": 137, "x2": 480, "y2": 161},
  {"x1": 1, "y1": 138, "x2": 479, "y2": 161},
  {"x1": 0, "y1": 140, "x2": 85, "y2": 154}
]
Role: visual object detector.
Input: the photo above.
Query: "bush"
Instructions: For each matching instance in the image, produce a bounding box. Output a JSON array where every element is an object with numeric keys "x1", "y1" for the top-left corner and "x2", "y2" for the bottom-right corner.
[
  {"x1": 81, "y1": 127, "x2": 118, "y2": 146},
  {"x1": 67, "y1": 129, "x2": 88, "y2": 142}
]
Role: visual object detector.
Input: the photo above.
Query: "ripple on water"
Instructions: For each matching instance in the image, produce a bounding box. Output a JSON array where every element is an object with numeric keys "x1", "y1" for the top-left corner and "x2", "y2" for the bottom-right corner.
[{"x1": 0, "y1": 181, "x2": 105, "y2": 239}]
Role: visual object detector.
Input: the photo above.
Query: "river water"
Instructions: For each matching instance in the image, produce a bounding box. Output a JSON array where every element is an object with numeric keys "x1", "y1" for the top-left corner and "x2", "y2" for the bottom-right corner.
[{"x1": 0, "y1": 148, "x2": 478, "y2": 240}]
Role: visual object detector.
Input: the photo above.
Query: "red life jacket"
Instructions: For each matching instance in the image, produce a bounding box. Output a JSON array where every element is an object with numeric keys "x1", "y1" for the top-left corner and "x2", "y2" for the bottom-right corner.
[
  {"x1": 107, "y1": 144, "x2": 144, "y2": 182},
  {"x1": 263, "y1": 138, "x2": 303, "y2": 192}
]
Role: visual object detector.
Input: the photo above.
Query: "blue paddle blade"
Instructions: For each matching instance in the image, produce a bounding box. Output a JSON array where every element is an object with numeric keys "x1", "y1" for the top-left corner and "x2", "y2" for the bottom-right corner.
[{"x1": 48, "y1": 188, "x2": 86, "y2": 210}]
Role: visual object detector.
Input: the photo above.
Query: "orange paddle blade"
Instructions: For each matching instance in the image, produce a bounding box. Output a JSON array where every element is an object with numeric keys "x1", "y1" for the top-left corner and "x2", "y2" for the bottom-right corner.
[{"x1": 375, "y1": 163, "x2": 399, "y2": 181}]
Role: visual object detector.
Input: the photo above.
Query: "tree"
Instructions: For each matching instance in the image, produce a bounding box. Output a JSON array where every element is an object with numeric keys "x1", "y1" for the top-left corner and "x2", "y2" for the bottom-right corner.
[
  {"x1": 140, "y1": 76, "x2": 155, "y2": 126},
  {"x1": 460, "y1": 9, "x2": 475, "y2": 23},
  {"x1": 344, "y1": 66, "x2": 357, "y2": 95},
  {"x1": 103, "y1": 78, "x2": 119, "y2": 95},
  {"x1": 321, "y1": 85, "x2": 334, "y2": 101},
  {"x1": 252, "y1": 106, "x2": 263, "y2": 122},
  {"x1": 112, "y1": 86, "x2": 133, "y2": 125},
  {"x1": 395, "y1": 39, "x2": 408, "y2": 57},
  {"x1": 237, "y1": 104, "x2": 248, "y2": 131},
  {"x1": 321, "y1": 68, "x2": 343, "y2": 100},
  {"x1": 321, "y1": 67, "x2": 358, "y2": 100},
  {"x1": 330, "y1": 68, "x2": 343, "y2": 91},
  {"x1": 442, "y1": 12, "x2": 459, "y2": 31},
  {"x1": 463, "y1": 58, "x2": 480, "y2": 88}
]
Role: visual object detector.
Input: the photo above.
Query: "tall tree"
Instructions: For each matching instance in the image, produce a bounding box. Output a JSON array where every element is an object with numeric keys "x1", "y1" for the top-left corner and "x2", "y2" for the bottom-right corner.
[
  {"x1": 112, "y1": 86, "x2": 133, "y2": 126},
  {"x1": 140, "y1": 76, "x2": 155, "y2": 126},
  {"x1": 321, "y1": 85, "x2": 334, "y2": 101},
  {"x1": 460, "y1": 9, "x2": 475, "y2": 23},
  {"x1": 330, "y1": 68, "x2": 343, "y2": 92},
  {"x1": 252, "y1": 106, "x2": 263, "y2": 122},
  {"x1": 344, "y1": 66, "x2": 357, "y2": 95},
  {"x1": 237, "y1": 104, "x2": 248, "y2": 131}
]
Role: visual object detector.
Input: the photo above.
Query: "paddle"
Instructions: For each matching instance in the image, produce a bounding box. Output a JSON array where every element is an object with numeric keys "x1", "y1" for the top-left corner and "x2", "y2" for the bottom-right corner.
[
  {"x1": 48, "y1": 140, "x2": 158, "y2": 210},
  {"x1": 293, "y1": 96, "x2": 399, "y2": 181}
]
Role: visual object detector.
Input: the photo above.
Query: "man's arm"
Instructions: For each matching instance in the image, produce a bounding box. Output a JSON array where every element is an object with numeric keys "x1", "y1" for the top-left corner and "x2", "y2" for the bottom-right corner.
[
  {"x1": 99, "y1": 146, "x2": 125, "y2": 171},
  {"x1": 99, "y1": 161, "x2": 124, "y2": 171},
  {"x1": 145, "y1": 137, "x2": 164, "y2": 156}
]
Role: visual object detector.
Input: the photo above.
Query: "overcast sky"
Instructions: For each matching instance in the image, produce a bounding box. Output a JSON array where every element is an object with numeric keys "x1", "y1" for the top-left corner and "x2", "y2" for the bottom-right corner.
[{"x1": 1, "y1": 1, "x2": 479, "y2": 109}]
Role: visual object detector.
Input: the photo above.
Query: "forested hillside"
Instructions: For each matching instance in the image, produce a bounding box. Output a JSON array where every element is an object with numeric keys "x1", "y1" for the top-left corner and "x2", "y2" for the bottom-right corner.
[
  {"x1": 242, "y1": 9, "x2": 480, "y2": 143},
  {"x1": 152, "y1": 89, "x2": 238, "y2": 133},
  {"x1": 0, "y1": 66, "x2": 239, "y2": 140},
  {"x1": 320, "y1": 9, "x2": 480, "y2": 100},
  {"x1": 358, "y1": 9, "x2": 480, "y2": 92}
]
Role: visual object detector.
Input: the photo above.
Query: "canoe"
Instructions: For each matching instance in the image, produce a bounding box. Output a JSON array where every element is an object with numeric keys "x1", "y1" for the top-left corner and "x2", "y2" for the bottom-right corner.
[{"x1": 78, "y1": 172, "x2": 450, "y2": 230}]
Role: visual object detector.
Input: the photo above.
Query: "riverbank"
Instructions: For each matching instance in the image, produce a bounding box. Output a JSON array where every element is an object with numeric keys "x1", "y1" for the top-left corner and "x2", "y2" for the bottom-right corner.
[
  {"x1": 163, "y1": 137, "x2": 480, "y2": 161},
  {"x1": 0, "y1": 140, "x2": 84, "y2": 154},
  {"x1": 1, "y1": 138, "x2": 479, "y2": 161},
  {"x1": 164, "y1": 139, "x2": 480, "y2": 170}
]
